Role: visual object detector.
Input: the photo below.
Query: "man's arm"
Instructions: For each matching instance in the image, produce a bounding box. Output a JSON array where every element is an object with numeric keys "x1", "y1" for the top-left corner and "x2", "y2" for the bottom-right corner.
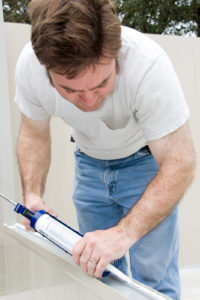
[
  {"x1": 72, "y1": 122, "x2": 195, "y2": 278},
  {"x1": 17, "y1": 113, "x2": 56, "y2": 230}
]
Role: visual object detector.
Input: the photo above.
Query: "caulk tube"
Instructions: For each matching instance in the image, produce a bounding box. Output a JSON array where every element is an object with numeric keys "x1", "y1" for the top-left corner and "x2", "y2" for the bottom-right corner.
[{"x1": 31, "y1": 210, "x2": 82, "y2": 254}]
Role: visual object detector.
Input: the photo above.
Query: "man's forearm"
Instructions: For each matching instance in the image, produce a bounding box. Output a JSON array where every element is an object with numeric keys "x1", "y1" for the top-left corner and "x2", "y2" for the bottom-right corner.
[
  {"x1": 17, "y1": 129, "x2": 51, "y2": 200},
  {"x1": 117, "y1": 152, "x2": 195, "y2": 247}
]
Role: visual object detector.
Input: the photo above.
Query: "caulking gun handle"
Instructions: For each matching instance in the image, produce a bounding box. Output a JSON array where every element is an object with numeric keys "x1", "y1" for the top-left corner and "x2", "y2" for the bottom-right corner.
[{"x1": 14, "y1": 203, "x2": 35, "y2": 221}]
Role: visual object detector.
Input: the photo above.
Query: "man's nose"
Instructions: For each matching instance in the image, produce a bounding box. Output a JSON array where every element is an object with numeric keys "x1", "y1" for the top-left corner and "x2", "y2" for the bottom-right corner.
[{"x1": 79, "y1": 91, "x2": 98, "y2": 106}]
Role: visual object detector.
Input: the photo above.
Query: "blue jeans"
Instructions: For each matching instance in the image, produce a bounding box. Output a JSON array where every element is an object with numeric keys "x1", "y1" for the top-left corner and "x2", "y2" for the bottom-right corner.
[{"x1": 72, "y1": 147, "x2": 180, "y2": 300}]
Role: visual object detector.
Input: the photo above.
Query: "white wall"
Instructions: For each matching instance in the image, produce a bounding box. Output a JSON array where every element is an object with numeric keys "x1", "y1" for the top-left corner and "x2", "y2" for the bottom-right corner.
[
  {"x1": 3, "y1": 23, "x2": 200, "y2": 267},
  {"x1": 149, "y1": 34, "x2": 200, "y2": 266},
  {"x1": 0, "y1": 0, "x2": 15, "y2": 225}
]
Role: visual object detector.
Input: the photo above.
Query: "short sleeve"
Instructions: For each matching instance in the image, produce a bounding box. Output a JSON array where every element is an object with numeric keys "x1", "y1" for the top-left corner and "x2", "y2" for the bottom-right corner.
[
  {"x1": 14, "y1": 44, "x2": 50, "y2": 120},
  {"x1": 134, "y1": 53, "x2": 189, "y2": 141}
]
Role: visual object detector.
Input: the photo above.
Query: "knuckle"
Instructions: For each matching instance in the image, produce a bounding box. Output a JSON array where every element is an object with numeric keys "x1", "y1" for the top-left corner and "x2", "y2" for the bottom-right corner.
[
  {"x1": 84, "y1": 233, "x2": 97, "y2": 248},
  {"x1": 88, "y1": 240, "x2": 97, "y2": 248},
  {"x1": 72, "y1": 248, "x2": 78, "y2": 257},
  {"x1": 80, "y1": 256, "x2": 86, "y2": 265},
  {"x1": 95, "y1": 267, "x2": 103, "y2": 278},
  {"x1": 84, "y1": 232, "x2": 91, "y2": 239},
  {"x1": 72, "y1": 256, "x2": 79, "y2": 266},
  {"x1": 102, "y1": 250, "x2": 111, "y2": 259},
  {"x1": 88, "y1": 268, "x2": 95, "y2": 277},
  {"x1": 98, "y1": 261, "x2": 106, "y2": 270}
]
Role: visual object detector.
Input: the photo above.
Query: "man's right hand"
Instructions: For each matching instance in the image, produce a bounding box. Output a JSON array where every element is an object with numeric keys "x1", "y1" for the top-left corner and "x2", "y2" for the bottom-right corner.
[{"x1": 23, "y1": 193, "x2": 57, "y2": 231}]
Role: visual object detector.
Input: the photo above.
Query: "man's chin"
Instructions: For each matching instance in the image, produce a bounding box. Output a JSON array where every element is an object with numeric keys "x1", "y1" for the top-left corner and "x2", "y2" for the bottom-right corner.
[
  {"x1": 76, "y1": 101, "x2": 104, "y2": 112},
  {"x1": 78, "y1": 106, "x2": 99, "y2": 112}
]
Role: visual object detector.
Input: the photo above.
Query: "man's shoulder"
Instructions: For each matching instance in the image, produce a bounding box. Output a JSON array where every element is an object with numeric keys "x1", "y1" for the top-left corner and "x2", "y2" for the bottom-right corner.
[
  {"x1": 118, "y1": 26, "x2": 167, "y2": 89},
  {"x1": 120, "y1": 26, "x2": 165, "y2": 61},
  {"x1": 17, "y1": 42, "x2": 37, "y2": 67},
  {"x1": 15, "y1": 41, "x2": 49, "y2": 91},
  {"x1": 16, "y1": 41, "x2": 46, "y2": 78}
]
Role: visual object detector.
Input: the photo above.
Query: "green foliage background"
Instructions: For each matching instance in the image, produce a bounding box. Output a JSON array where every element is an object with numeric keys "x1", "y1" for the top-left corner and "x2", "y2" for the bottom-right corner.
[
  {"x1": 3, "y1": 0, "x2": 30, "y2": 23},
  {"x1": 117, "y1": 0, "x2": 200, "y2": 36},
  {"x1": 2, "y1": 0, "x2": 200, "y2": 37}
]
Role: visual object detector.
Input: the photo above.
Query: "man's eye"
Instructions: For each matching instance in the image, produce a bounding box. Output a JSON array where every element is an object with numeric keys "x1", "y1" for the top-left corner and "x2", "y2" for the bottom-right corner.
[
  {"x1": 64, "y1": 88, "x2": 76, "y2": 93},
  {"x1": 98, "y1": 81, "x2": 107, "y2": 88}
]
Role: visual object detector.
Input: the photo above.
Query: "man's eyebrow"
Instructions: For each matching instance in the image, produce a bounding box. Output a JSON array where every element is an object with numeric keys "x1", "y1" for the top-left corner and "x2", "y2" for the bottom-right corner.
[{"x1": 59, "y1": 73, "x2": 112, "y2": 92}]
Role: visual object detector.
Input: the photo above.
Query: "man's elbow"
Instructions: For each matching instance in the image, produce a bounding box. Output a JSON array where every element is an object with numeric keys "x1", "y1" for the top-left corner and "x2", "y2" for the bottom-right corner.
[{"x1": 182, "y1": 151, "x2": 195, "y2": 187}]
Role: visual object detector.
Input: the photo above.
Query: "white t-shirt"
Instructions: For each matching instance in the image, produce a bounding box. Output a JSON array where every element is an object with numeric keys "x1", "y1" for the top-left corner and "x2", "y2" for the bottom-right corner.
[{"x1": 14, "y1": 26, "x2": 189, "y2": 160}]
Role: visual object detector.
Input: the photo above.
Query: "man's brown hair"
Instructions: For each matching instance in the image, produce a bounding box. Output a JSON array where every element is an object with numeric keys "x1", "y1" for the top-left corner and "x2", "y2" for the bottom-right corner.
[{"x1": 28, "y1": 0, "x2": 121, "y2": 78}]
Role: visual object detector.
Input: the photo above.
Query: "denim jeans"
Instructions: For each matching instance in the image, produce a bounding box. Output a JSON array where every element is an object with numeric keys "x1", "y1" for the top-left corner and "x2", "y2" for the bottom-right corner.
[{"x1": 72, "y1": 147, "x2": 180, "y2": 300}]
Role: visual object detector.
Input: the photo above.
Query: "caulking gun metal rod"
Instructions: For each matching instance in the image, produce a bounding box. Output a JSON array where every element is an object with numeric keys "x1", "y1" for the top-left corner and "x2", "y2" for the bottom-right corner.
[{"x1": 0, "y1": 192, "x2": 17, "y2": 206}]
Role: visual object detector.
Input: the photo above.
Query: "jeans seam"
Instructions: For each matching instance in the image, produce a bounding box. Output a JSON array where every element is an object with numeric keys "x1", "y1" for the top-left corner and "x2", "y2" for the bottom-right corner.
[
  {"x1": 158, "y1": 224, "x2": 179, "y2": 299},
  {"x1": 157, "y1": 216, "x2": 179, "y2": 286},
  {"x1": 166, "y1": 266, "x2": 179, "y2": 300}
]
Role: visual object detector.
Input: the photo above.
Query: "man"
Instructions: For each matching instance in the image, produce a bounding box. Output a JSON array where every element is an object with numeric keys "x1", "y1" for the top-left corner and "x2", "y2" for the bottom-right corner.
[{"x1": 15, "y1": 0, "x2": 195, "y2": 299}]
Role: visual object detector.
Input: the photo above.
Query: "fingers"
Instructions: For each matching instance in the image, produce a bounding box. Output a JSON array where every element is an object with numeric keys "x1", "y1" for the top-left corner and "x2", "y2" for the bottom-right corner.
[
  {"x1": 73, "y1": 241, "x2": 101, "y2": 277},
  {"x1": 44, "y1": 207, "x2": 58, "y2": 218},
  {"x1": 22, "y1": 217, "x2": 34, "y2": 232},
  {"x1": 87, "y1": 254, "x2": 100, "y2": 277},
  {"x1": 81, "y1": 251, "x2": 109, "y2": 278},
  {"x1": 22, "y1": 193, "x2": 58, "y2": 231},
  {"x1": 93, "y1": 258, "x2": 108, "y2": 278},
  {"x1": 72, "y1": 238, "x2": 86, "y2": 266},
  {"x1": 80, "y1": 247, "x2": 93, "y2": 273},
  {"x1": 72, "y1": 238, "x2": 97, "y2": 275},
  {"x1": 72, "y1": 232, "x2": 112, "y2": 278}
]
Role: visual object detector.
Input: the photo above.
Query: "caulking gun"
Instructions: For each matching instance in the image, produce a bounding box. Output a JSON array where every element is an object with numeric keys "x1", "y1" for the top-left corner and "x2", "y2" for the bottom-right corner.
[
  {"x1": 0, "y1": 192, "x2": 170, "y2": 300},
  {"x1": 0, "y1": 192, "x2": 111, "y2": 277}
]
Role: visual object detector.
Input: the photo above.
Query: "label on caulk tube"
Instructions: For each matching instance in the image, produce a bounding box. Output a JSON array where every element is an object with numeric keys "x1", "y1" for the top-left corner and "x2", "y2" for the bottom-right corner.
[{"x1": 35, "y1": 214, "x2": 82, "y2": 254}]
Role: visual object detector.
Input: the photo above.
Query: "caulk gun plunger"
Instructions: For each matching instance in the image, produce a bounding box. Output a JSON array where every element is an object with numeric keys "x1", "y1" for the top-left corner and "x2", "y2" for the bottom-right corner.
[{"x1": 0, "y1": 192, "x2": 16, "y2": 206}]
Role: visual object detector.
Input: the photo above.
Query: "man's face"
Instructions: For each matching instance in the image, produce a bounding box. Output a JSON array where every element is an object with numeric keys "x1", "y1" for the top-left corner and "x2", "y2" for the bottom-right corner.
[{"x1": 49, "y1": 59, "x2": 117, "y2": 112}]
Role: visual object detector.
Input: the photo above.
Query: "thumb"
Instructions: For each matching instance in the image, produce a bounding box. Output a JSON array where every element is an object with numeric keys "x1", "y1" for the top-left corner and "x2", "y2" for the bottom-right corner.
[{"x1": 41, "y1": 205, "x2": 58, "y2": 218}]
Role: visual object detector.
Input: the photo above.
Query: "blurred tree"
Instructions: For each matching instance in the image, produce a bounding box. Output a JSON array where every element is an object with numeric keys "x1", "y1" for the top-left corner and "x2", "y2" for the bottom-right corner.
[
  {"x1": 3, "y1": 0, "x2": 30, "y2": 24},
  {"x1": 2, "y1": 0, "x2": 200, "y2": 37},
  {"x1": 116, "y1": 0, "x2": 200, "y2": 37}
]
